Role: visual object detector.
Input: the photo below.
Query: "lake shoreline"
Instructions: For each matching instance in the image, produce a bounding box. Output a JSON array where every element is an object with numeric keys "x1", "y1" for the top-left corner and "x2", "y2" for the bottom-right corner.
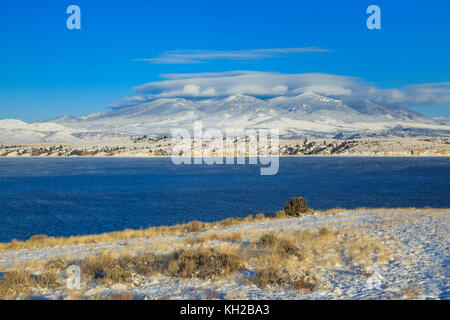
[
  {"x1": 1, "y1": 154, "x2": 450, "y2": 158},
  {"x1": 0, "y1": 206, "x2": 438, "y2": 250},
  {"x1": 1, "y1": 157, "x2": 449, "y2": 242},
  {"x1": 1, "y1": 137, "x2": 450, "y2": 157}
]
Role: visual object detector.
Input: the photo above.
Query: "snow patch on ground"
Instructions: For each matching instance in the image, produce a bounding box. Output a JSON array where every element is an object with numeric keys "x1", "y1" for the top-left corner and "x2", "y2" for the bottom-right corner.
[{"x1": 0, "y1": 208, "x2": 448, "y2": 299}]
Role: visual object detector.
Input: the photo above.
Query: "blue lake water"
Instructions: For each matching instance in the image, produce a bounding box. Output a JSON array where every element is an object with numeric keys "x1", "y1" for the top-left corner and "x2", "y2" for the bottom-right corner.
[{"x1": 0, "y1": 157, "x2": 449, "y2": 242}]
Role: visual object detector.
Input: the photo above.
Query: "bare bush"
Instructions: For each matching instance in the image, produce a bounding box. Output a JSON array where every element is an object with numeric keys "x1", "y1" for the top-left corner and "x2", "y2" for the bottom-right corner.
[{"x1": 284, "y1": 196, "x2": 310, "y2": 217}]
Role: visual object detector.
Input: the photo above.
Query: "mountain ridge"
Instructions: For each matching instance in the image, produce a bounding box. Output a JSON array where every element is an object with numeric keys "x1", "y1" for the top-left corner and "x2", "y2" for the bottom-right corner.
[{"x1": 1, "y1": 93, "x2": 449, "y2": 144}]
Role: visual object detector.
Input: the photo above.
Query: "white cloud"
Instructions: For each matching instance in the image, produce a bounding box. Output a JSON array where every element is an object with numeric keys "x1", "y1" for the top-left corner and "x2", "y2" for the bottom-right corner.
[
  {"x1": 109, "y1": 71, "x2": 450, "y2": 108},
  {"x1": 134, "y1": 47, "x2": 329, "y2": 64},
  {"x1": 292, "y1": 85, "x2": 352, "y2": 96},
  {"x1": 133, "y1": 71, "x2": 363, "y2": 99},
  {"x1": 367, "y1": 82, "x2": 450, "y2": 106},
  {"x1": 182, "y1": 84, "x2": 200, "y2": 96},
  {"x1": 272, "y1": 85, "x2": 288, "y2": 95}
]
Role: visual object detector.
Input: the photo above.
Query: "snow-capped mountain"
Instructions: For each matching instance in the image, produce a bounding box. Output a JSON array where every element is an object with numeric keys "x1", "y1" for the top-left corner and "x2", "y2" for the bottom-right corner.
[
  {"x1": 1, "y1": 93, "x2": 449, "y2": 144},
  {"x1": 344, "y1": 99, "x2": 431, "y2": 122}
]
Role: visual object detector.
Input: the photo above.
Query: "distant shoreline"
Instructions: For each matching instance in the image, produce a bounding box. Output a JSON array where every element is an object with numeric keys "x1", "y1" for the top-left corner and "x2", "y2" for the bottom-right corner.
[
  {"x1": 1, "y1": 137, "x2": 449, "y2": 157},
  {"x1": 1, "y1": 154, "x2": 450, "y2": 158}
]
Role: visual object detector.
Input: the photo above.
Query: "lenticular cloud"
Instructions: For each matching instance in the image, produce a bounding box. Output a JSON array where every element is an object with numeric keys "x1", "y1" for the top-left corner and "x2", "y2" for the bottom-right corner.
[
  {"x1": 111, "y1": 71, "x2": 450, "y2": 108},
  {"x1": 133, "y1": 72, "x2": 361, "y2": 99}
]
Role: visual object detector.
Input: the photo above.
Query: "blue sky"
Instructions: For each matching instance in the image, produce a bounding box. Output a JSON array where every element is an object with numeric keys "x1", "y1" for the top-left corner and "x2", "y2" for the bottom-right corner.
[{"x1": 0, "y1": 0, "x2": 449, "y2": 122}]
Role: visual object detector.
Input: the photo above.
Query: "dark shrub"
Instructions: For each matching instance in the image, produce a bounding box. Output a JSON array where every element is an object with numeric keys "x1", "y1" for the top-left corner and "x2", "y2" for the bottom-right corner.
[
  {"x1": 249, "y1": 267, "x2": 286, "y2": 288},
  {"x1": 167, "y1": 248, "x2": 244, "y2": 279},
  {"x1": 291, "y1": 278, "x2": 315, "y2": 291},
  {"x1": 284, "y1": 197, "x2": 309, "y2": 217},
  {"x1": 256, "y1": 233, "x2": 278, "y2": 248},
  {"x1": 184, "y1": 221, "x2": 205, "y2": 233}
]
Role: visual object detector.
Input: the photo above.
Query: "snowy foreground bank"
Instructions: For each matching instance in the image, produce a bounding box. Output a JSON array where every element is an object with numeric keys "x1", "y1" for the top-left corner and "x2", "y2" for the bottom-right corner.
[{"x1": 0, "y1": 208, "x2": 448, "y2": 300}]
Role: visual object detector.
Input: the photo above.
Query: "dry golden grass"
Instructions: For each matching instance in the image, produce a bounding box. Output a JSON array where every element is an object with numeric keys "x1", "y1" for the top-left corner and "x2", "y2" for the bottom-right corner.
[
  {"x1": 300, "y1": 226, "x2": 393, "y2": 272},
  {"x1": 1, "y1": 207, "x2": 431, "y2": 299},
  {"x1": 0, "y1": 213, "x2": 271, "y2": 253},
  {"x1": 236, "y1": 220, "x2": 396, "y2": 292},
  {"x1": 183, "y1": 221, "x2": 206, "y2": 233},
  {"x1": 35, "y1": 272, "x2": 60, "y2": 290},
  {"x1": 1, "y1": 207, "x2": 439, "y2": 253},
  {"x1": 224, "y1": 289, "x2": 247, "y2": 300},
  {"x1": 244, "y1": 266, "x2": 316, "y2": 290},
  {"x1": 80, "y1": 254, "x2": 134, "y2": 285},
  {"x1": 246, "y1": 267, "x2": 287, "y2": 288},
  {"x1": 291, "y1": 278, "x2": 315, "y2": 292},
  {"x1": 0, "y1": 245, "x2": 248, "y2": 299},
  {"x1": 205, "y1": 231, "x2": 244, "y2": 242},
  {"x1": 0, "y1": 270, "x2": 61, "y2": 299},
  {"x1": 0, "y1": 270, "x2": 35, "y2": 299},
  {"x1": 0, "y1": 223, "x2": 395, "y2": 299},
  {"x1": 166, "y1": 248, "x2": 245, "y2": 279},
  {"x1": 40, "y1": 247, "x2": 243, "y2": 286},
  {"x1": 184, "y1": 231, "x2": 244, "y2": 246},
  {"x1": 255, "y1": 232, "x2": 303, "y2": 259}
]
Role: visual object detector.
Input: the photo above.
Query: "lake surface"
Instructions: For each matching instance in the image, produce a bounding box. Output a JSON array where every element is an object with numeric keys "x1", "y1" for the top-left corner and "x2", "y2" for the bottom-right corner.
[{"x1": 0, "y1": 157, "x2": 449, "y2": 242}]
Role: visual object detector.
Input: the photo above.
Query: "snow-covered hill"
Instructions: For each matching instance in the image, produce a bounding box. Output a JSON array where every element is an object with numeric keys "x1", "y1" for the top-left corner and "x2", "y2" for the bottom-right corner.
[
  {"x1": 1, "y1": 93, "x2": 449, "y2": 143},
  {"x1": 0, "y1": 119, "x2": 125, "y2": 144}
]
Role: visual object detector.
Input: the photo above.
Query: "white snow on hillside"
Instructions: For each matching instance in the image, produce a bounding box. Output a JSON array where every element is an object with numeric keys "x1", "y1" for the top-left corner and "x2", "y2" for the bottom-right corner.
[{"x1": 1, "y1": 93, "x2": 449, "y2": 144}]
